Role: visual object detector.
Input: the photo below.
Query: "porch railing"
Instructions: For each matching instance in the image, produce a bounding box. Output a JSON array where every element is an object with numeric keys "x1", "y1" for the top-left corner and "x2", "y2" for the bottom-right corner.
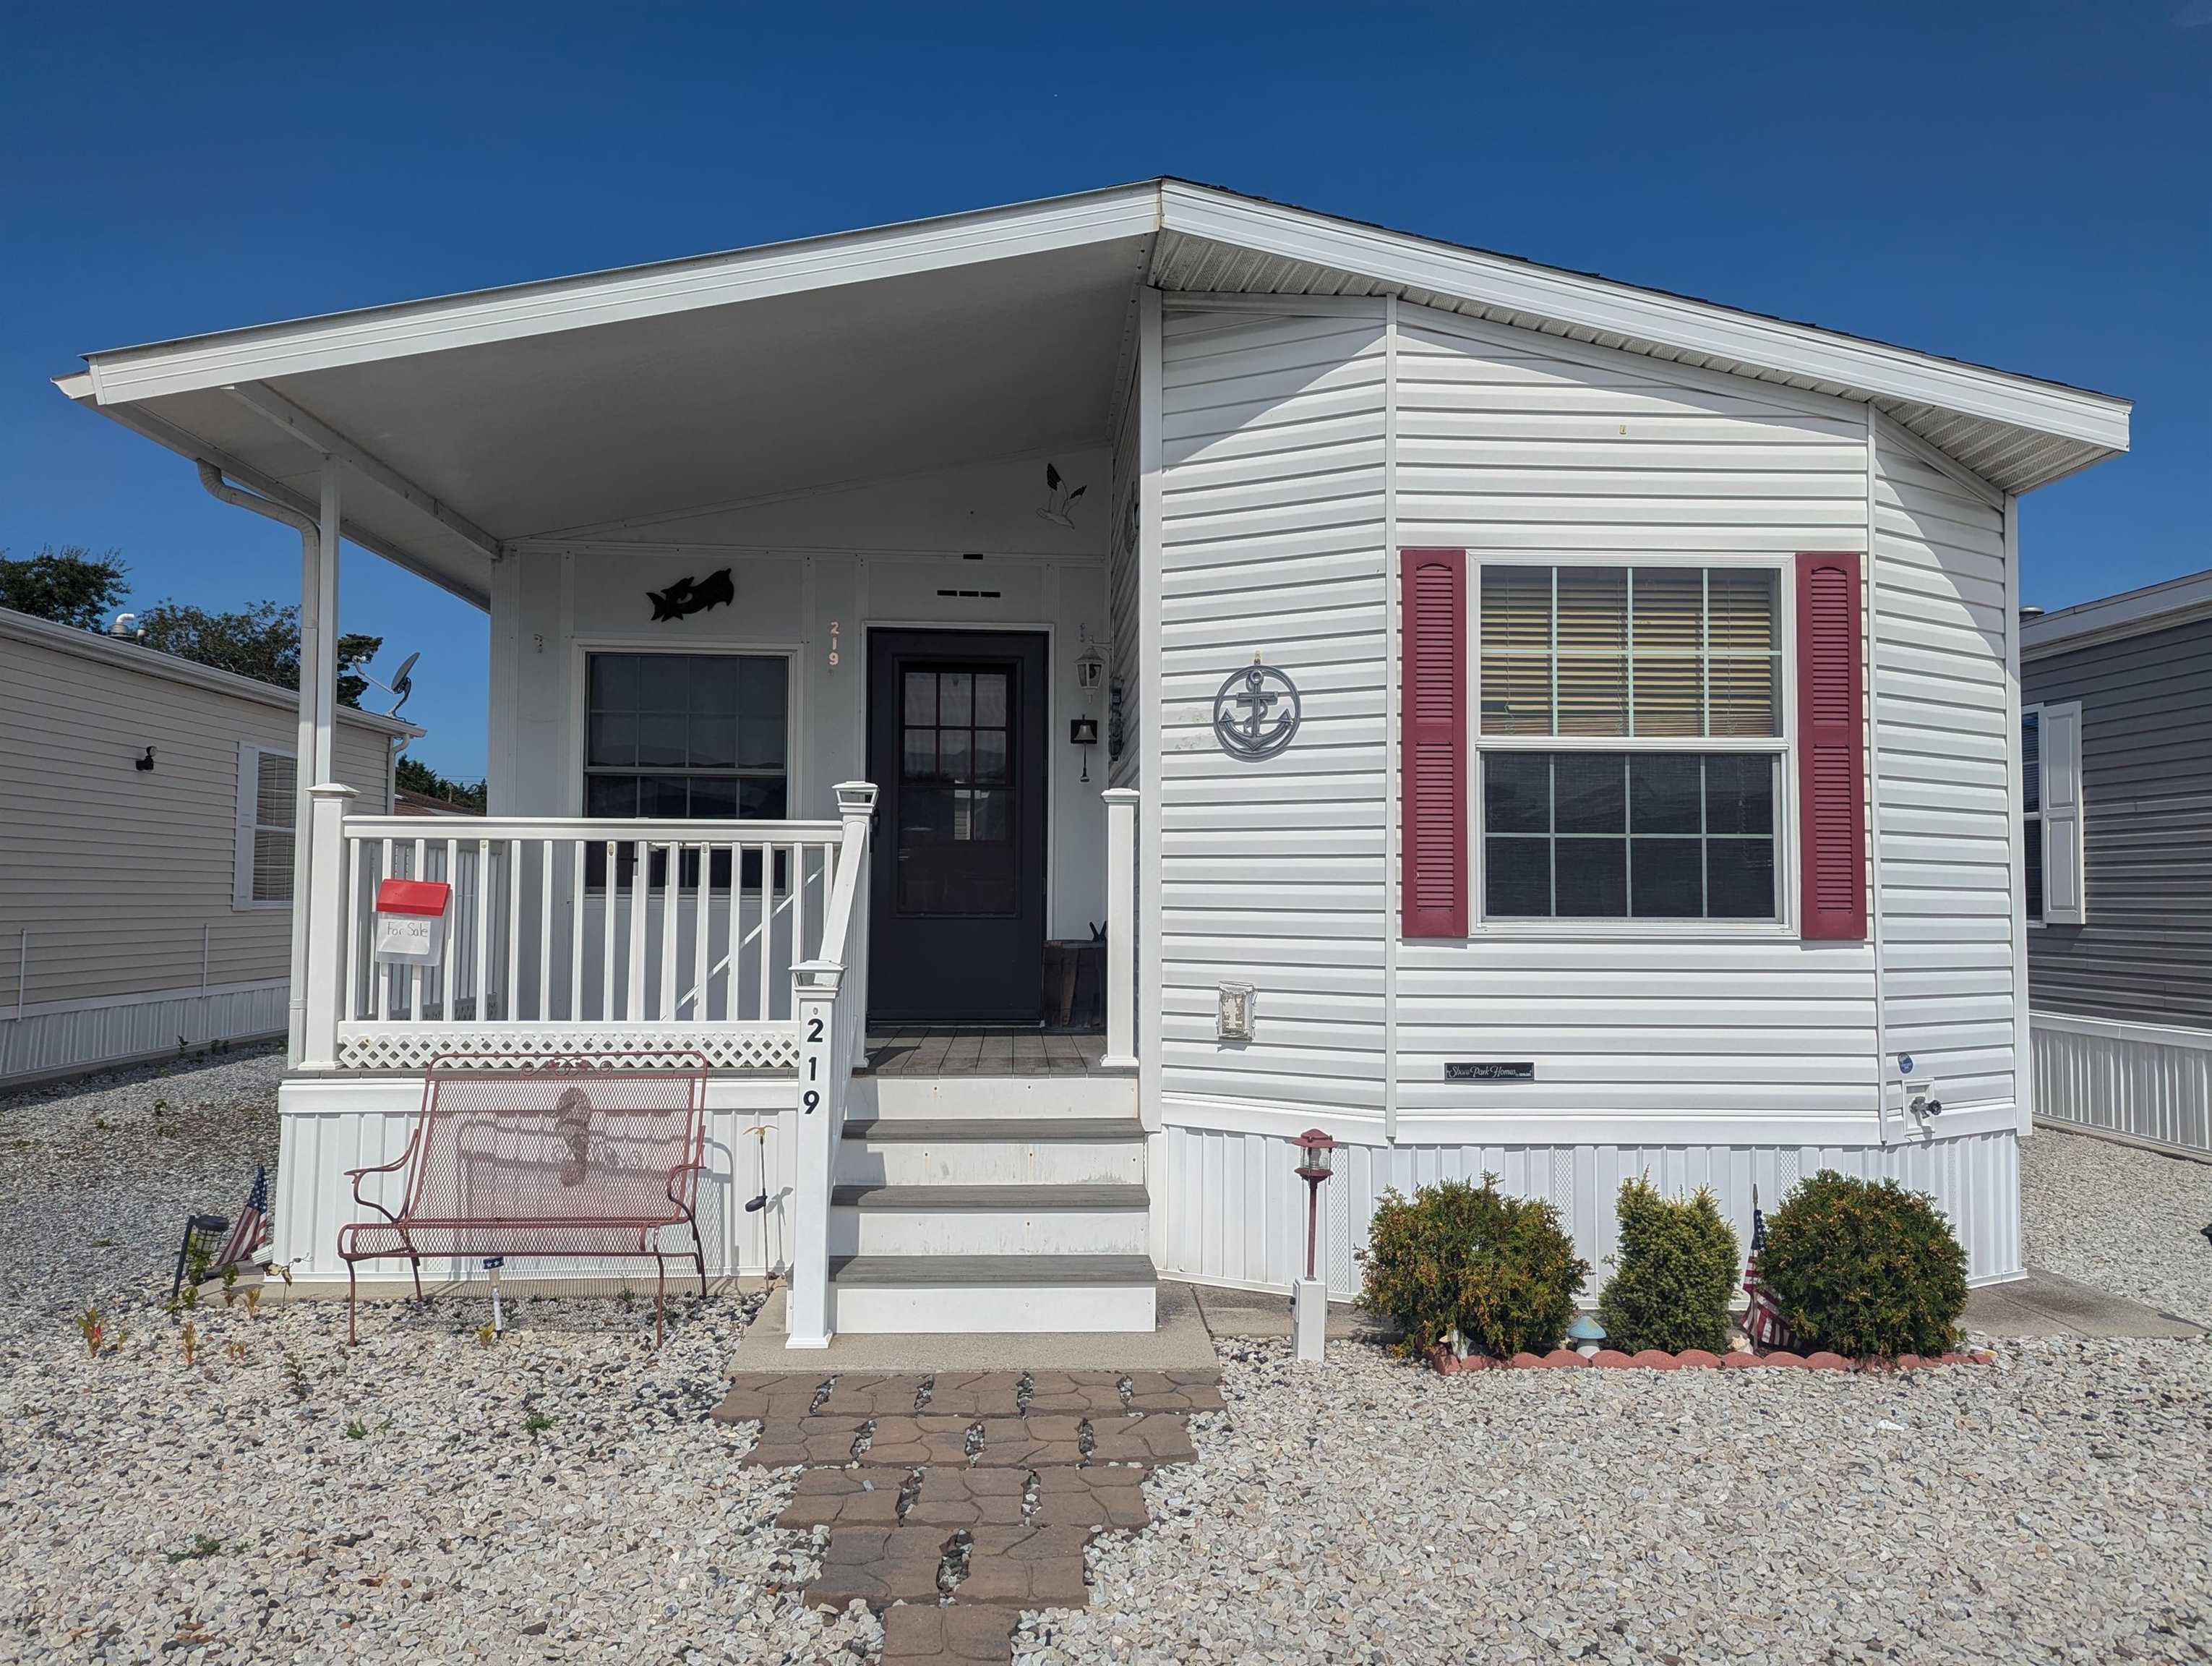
[{"x1": 301, "y1": 790, "x2": 860, "y2": 1074}]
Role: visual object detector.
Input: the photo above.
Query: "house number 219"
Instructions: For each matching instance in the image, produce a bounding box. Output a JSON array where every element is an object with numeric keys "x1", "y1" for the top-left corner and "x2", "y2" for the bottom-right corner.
[{"x1": 801, "y1": 1013, "x2": 826, "y2": 1114}]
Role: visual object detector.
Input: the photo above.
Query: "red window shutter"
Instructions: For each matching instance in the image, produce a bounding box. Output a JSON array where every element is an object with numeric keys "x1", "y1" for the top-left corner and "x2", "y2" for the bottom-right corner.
[
  {"x1": 1796, "y1": 551, "x2": 1866, "y2": 940},
  {"x1": 1401, "y1": 550, "x2": 1468, "y2": 937}
]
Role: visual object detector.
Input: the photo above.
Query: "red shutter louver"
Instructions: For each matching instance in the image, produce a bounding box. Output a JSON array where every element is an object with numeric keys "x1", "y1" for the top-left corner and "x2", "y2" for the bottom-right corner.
[
  {"x1": 1400, "y1": 549, "x2": 1468, "y2": 938},
  {"x1": 1796, "y1": 551, "x2": 1866, "y2": 940}
]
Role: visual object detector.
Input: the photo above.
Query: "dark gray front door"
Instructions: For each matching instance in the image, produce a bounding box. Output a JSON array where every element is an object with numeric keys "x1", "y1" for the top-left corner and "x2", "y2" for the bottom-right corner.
[{"x1": 866, "y1": 630, "x2": 1048, "y2": 1022}]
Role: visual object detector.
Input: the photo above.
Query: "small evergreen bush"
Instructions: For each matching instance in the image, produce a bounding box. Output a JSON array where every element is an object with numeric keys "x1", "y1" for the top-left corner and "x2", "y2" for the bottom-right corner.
[
  {"x1": 1595, "y1": 1176, "x2": 1739, "y2": 1354},
  {"x1": 1358, "y1": 1176, "x2": 1587, "y2": 1359},
  {"x1": 1760, "y1": 1171, "x2": 1968, "y2": 1359}
]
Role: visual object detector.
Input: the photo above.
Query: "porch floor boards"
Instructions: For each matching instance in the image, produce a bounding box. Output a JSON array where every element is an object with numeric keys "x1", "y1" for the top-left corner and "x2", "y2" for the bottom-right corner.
[{"x1": 863, "y1": 1028, "x2": 1107, "y2": 1077}]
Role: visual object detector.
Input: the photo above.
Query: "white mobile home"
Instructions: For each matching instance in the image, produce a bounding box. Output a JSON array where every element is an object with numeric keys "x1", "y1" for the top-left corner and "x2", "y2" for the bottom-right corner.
[
  {"x1": 0, "y1": 605, "x2": 415, "y2": 1087},
  {"x1": 57, "y1": 181, "x2": 2130, "y2": 1340}
]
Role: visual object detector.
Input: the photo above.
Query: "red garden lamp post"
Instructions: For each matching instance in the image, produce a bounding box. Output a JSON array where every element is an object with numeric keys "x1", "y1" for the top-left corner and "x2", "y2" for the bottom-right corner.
[
  {"x1": 1292, "y1": 1128, "x2": 1339, "y2": 1280},
  {"x1": 1290, "y1": 1129, "x2": 1338, "y2": 1362}
]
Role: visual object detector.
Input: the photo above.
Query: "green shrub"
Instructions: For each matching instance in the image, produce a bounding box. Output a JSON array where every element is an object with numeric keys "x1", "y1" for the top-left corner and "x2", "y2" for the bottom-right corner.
[
  {"x1": 1595, "y1": 1176, "x2": 1739, "y2": 1354},
  {"x1": 1358, "y1": 1176, "x2": 1587, "y2": 1359},
  {"x1": 1759, "y1": 1171, "x2": 1968, "y2": 1359}
]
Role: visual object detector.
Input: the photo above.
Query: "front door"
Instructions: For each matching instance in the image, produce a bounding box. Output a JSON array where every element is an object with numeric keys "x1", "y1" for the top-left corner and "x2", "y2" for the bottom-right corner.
[{"x1": 867, "y1": 630, "x2": 1048, "y2": 1022}]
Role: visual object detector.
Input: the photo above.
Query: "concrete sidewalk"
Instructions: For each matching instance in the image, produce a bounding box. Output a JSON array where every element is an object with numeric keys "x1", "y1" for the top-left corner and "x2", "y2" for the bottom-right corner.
[{"x1": 1965, "y1": 1265, "x2": 2202, "y2": 1340}]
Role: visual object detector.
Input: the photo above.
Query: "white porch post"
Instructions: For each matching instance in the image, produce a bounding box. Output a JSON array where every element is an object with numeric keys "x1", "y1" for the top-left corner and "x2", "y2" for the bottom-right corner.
[
  {"x1": 834, "y1": 782, "x2": 876, "y2": 1067},
  {"x1": 1102, "y1": 787, "x2": 1139, "y2": 1069},
  {"x1": 285, "y1": 462, "x2": 343, "y2": 1064},
  {"x1": 300, "y1": 782, "x2": 356, "y2": 1069},
  {"x1": 786, "y1": 960, "x2": 842, "y2": 1349}
]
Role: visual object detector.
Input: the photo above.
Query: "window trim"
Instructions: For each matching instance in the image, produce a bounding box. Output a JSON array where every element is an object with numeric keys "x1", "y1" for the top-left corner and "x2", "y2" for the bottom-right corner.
[
  {"x1": 233, "y1": 742, "x2": 298, "y2": 912},
  {"x1": 1467, "y1": 554, "x2": 1799, "y2": 939}
]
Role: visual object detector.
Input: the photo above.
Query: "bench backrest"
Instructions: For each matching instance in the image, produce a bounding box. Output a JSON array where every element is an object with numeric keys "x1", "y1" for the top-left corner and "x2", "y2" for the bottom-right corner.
[{"x1": 401, "y1": 1054, "x2": 709, "y2": 1227}]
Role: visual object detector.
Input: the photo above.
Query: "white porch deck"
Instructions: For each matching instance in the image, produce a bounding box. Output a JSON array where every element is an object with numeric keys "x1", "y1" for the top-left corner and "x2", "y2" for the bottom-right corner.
[{"x1": 282, "y1": 779, "x2": 1147, "y2": 1346}]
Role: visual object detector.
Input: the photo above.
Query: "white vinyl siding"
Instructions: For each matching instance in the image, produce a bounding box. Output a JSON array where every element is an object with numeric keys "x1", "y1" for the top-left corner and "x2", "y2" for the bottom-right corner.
[
  {"x1": 1157, "y1": 303, "x2": 1390, "y2": 1116},
  {"x1": 1871, "y1": 424, "x2": 2020, "y2": 1112},
  {"x1": 1392, "y1": 303, "x2": 1877, "y2": 1124},
  {"x1": 0, "y1": 617, "x2": 397, "y2": 1010}
]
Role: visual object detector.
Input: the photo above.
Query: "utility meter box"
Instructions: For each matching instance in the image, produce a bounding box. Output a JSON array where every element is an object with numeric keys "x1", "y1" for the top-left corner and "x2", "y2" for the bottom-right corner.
[{"x1": 374, "y1": 877, "x2": 451, "y2": 965}]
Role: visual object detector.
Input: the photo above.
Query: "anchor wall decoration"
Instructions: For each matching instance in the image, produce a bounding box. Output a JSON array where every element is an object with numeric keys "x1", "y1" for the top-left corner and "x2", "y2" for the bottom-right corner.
[{"x1": 1212, "y1": 654, "x2": 1301, "y2": 761}]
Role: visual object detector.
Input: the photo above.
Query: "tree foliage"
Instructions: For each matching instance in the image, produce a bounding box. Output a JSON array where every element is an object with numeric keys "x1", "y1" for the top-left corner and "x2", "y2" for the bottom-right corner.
[
  {"x1": 0, "y1": 546, "x2": 129, "y2": 631},
  {"x1": 395, "y1": 756, "x2": 487, "y2": 812},
  {"x1": 135, "y1": 600, "x2": 382, "y2": 708}
]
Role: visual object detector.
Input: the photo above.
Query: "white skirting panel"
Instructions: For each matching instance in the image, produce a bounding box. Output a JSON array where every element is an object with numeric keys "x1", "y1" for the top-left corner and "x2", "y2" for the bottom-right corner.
[
  {"x1": 271, "y1": 1074, "x2": 800, "y2": 1286},
  {"x1": 2033, "y1": 1011, "x2": 2212, "y2": 1160},
  {"x1": 0, "y1": 980, "x2": 287, "y2": 1090},
  {"x1": 1156, "y1": 1121, "x2": 2023, "y2": 1300}
]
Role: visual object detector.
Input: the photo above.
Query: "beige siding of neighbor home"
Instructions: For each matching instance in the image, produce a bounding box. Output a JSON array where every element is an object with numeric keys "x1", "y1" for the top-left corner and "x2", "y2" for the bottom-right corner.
[{"x1": 0, "y1": 616, "x2": 399, "y2": 1010}]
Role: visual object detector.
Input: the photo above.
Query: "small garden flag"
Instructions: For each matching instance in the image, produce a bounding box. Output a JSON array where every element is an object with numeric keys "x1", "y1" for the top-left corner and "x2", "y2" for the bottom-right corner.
[
  {"x1": 1741, "y1": 1188, "x2": 1796, "y2": 1352},
  {"x1": 218, "y1": 1166, "x2": 270, "y2": 1270}
]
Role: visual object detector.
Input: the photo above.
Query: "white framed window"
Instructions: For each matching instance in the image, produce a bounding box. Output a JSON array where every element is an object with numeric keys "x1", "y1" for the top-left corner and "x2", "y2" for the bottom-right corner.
[
  {"x1": 2023, "y1": 699, "x2": 2084, "y2": 926},
  {"x1": 1475, "y1": 560, "x2": 1790, "y2": 925},
  {"x1": 581, "y1": 650, "x2": 793, "y2": 889},
  {"x1": 233, "y1": 743, "x2": 298, "y2": 909}
]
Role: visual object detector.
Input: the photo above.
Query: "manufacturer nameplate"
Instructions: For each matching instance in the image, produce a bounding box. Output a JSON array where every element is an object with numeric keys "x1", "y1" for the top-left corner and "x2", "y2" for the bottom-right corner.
[{"x1": 1444, "y1": 1061, "x2": 1535, "y2": 1082}]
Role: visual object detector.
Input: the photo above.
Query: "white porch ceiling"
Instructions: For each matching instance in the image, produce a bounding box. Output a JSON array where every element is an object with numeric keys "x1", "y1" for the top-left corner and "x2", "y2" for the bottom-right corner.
[{"x1": 59, "y1": 178, "x2": 2127, "y2": 610}]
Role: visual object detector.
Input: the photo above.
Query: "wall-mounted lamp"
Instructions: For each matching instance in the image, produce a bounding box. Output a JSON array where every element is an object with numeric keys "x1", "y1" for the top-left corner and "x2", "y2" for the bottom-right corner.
[
  {"x1": 134, "y1": 747, "x2": 156, "y2": 772},
  {"x1": 1070, "y1": 716, "x2": 1099, "y2": 781}
]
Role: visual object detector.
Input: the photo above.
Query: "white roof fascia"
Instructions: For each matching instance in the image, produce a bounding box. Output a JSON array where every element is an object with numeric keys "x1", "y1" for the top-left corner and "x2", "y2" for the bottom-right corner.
[
  {"x1": 2023, "y1": 568, "x2": 2212, "y2": 659},
  {"x1": 78, "y1": 184, "x2": 1165, "y2": 406},
  {"x1": 1159, "y1": 181, "x2": 2132, "y2": 457},
  {"x1": 0, "y1": 605, "x2": 426, "y2": 738},
  {"x1": 53, "y1": 377, "x2": 492, "y2": 609}
]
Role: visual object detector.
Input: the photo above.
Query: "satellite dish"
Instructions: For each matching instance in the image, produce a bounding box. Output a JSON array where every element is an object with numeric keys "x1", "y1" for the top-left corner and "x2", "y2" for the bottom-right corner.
[{"x1": 387, "y1": 652, "x2": 419, "y2": 718}]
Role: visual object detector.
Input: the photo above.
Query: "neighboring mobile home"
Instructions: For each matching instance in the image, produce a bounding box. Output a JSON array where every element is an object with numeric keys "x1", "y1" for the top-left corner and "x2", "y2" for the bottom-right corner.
[
  {"x1": 0, "y1": 605, "x2": 416, "y2": 1088},
  {"x1": 2023, "y1": 571, "x2": 2212, "y2": 1159},
  {"x1": 56, "y1": 180, "x2": 2132, "y2": 1340}
]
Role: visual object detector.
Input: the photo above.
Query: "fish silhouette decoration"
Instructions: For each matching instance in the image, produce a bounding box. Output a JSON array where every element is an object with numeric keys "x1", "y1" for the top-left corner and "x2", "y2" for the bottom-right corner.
[{"x1": 646, "y1": 568, "x2": 736, "y2": 622}]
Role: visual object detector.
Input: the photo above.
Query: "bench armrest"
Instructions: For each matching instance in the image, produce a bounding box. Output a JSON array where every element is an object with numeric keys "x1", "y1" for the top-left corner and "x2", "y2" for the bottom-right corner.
[
  {"x1": 345, "y1": 1129, "x2": 423, "y2": 1221},
  {"x1": 666, "y1": 1159, "x2": 709, "y2": 1211}
]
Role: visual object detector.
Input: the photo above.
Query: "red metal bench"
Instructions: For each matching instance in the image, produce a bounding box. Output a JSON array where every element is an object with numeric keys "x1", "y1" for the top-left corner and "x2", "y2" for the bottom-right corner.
[{"x1": 338, "y1": 1052, "x2": 710, "y2": 1344}]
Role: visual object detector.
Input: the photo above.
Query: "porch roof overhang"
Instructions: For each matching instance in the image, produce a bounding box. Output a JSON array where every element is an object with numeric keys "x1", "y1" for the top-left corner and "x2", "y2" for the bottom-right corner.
[{"x1": 59, "y1": 178, "x2": 2130, "y2": 610}]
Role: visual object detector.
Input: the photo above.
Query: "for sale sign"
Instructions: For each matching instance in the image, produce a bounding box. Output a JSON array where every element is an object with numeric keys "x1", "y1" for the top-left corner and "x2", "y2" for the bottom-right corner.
[{"x1": 374, "y1": 878, "x2": 451, "y2": 965}]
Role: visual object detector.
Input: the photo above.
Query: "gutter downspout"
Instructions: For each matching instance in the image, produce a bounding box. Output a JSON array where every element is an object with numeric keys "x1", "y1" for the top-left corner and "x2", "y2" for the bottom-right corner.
[{"x1": 196, "y1": 461, "x2": 321, "y2": 1067}]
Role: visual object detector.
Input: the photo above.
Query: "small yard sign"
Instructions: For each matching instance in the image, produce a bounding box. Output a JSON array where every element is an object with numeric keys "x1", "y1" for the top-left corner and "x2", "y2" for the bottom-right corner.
[{"x1": 374, "y1": 877, "x2": 451, "y2": 965}]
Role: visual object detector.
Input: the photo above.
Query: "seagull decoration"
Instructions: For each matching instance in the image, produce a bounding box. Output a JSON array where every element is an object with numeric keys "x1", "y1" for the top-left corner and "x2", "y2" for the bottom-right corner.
[
  {"x1": 1037, "y1": 462, "x2": 1087, "y2": 529},
  {"x1": 647, "y1": 568, "x2": 736, "y2": 623}
]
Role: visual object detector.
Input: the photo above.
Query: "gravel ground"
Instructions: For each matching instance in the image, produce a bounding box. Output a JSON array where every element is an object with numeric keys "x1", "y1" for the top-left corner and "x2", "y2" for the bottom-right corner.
[
  {"x1": 4, "y1": 1061, "x2": 2210, "y2": 1664},
  {"x1": 0, "y1": 1046, "x2": 286, "y2": 1326},
  {"x1": 0, "y1": 1052, "x2": 870, "y2": 1664},
  {"x1": 1024, "y1": 1334, "x2": 2211, "y2": 1665},
  {"x1": 2023, "y1": 1125, "x2": 2212, "y2": 1325}
]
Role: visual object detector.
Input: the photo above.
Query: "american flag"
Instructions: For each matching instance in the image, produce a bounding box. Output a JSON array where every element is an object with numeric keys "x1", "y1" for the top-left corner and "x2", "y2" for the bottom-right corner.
[
  {"x1": 1741, "y1": 1187, "x2": 1796, "y2": 1352},
  {"x1": 218, "y1": 1166, "x2": 270, "y2": 1270}
]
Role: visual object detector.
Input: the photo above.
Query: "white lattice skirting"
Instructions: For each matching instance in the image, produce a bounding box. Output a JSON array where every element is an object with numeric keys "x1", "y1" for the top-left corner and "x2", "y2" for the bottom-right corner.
[{"x1": 332, "y1": 1025, "x2": 799, "y2": 1072}]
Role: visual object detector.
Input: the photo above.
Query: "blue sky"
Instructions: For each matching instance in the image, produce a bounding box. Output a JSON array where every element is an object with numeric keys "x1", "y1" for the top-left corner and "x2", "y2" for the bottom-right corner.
[{"x1": 4, "y1": 3, "x2": 2205, "y2": 782}]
